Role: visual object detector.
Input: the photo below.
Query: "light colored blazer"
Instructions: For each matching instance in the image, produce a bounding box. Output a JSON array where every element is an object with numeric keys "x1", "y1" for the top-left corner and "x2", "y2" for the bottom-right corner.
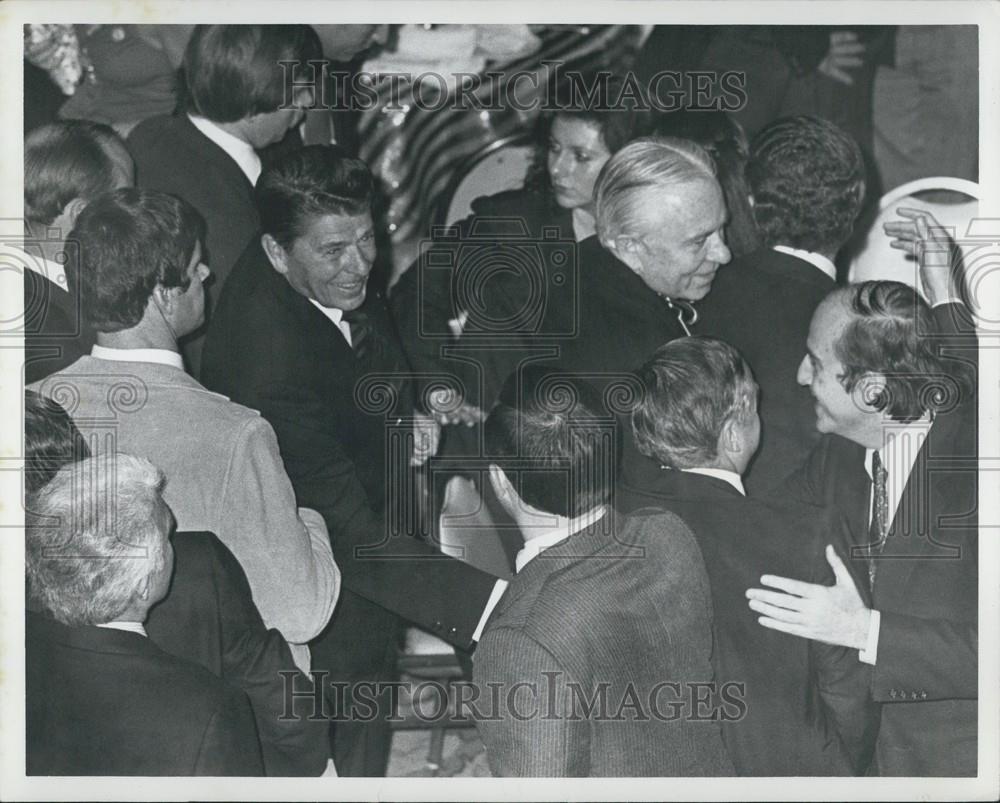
[{"x1": 32, "y1": 356, "x2": 339, "y2": 650}]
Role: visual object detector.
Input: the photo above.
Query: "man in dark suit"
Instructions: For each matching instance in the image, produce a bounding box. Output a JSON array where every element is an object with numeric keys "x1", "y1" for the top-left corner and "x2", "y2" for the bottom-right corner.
[
  {"x1": 697, "y1": 115, "x2": 867, "y2": 494},
  {"x1": 21, "y1": 121, "x2": 134, "y2": 383},
  {"x1": 25, "y1": 454, "x2": 263, "y2": 776},
  {"x1": 747, "y1": 268, "x2": 978, "y2": 775},
  {"x1": 200, "y1": 146, "x2": 503, "y2": 776},
  {"x1": 127, "y1": 25, "x2": 319, "y2": 377},
  {"x1": 620, "y1": 337, "x2": 876, "y2": 775},
  {"x1": 473, "y1": 368, "x2": 733, "y2": 776}
]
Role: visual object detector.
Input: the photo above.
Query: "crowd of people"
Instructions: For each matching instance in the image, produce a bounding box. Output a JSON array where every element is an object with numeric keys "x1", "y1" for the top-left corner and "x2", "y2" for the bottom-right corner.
[{"x1": 20, "y1": 24, "x2": 979, "y2": 779}]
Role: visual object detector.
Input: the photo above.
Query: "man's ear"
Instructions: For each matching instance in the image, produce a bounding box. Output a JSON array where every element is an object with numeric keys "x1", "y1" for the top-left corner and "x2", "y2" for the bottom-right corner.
[
  {"x1": 261, "y1": 233, "x2": 289, "y2": 275},
  {"x1": 855, "y1": 371, "x2": 888, "y2": 412},
  {"x1": 59, "y1": 197, "x2": 88, "y2": 232},
  {"x1": 488, "y1": 464, "x2": 514, "y2": 504},
  {"x1": 720, "y1": 416, "x2": 741, "y2": 456},
  {"x1": 747, "y1": 192, "x2": 755, "y2": 209},
  {"x1": 609, "y1": 234, "x2": 644, "y2": 273}
]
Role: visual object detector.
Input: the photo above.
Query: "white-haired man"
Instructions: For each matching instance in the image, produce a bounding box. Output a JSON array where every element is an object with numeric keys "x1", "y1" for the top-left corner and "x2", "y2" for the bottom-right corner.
[{"x1": 25, "y1": 454, "x2": 264, "y2": 776}]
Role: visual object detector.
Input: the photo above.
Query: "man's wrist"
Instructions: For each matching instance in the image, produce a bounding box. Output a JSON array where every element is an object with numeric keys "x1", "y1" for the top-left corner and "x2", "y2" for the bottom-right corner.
[{"x1": 858, "y1": 608, "x2": 880, "y2": 664}]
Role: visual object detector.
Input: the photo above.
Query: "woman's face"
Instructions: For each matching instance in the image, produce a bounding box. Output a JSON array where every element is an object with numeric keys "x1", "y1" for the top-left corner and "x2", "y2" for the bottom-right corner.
[{"x1": 546, "y1": 116, "x2": 612, "y2": 212}]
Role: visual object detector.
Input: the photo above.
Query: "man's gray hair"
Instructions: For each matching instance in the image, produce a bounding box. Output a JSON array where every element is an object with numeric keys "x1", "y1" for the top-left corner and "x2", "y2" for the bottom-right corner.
[
  {"x1": 26, "y1": 453, "x2": 169, "y2": 626},
  {"x1": 595, "y1": 136, "x2": 717, "y2": 246}
]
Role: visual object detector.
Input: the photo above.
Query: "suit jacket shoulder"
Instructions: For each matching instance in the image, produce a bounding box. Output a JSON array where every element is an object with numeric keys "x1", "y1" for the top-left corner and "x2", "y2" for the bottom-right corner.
[{"x1": 26, "y1": 613, "x2": 263, "y2": 776}]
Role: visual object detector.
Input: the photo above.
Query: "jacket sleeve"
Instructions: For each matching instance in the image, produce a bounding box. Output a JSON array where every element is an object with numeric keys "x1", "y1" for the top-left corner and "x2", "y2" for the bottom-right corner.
[
  {"x1": 473, "y1": 627, "x2": 590, "y2": 776},
  {"x1": 217, "y1": 415, "x2": 339, "y2": 645},
  {"x1": 211, "y1": 537, "x2": 331, "y2": 776},
  {"x1": 871, "y1": 613, "x2": 978, "y2": 702},
  {"x1": 193, "y1": 687, "x2": 265, "y2": 776},
  {"x1": 255, "y1": 380, "x2": 499, "y2": 649}
]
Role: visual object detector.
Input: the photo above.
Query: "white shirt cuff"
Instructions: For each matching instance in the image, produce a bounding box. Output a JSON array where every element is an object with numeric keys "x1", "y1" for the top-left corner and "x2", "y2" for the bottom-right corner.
[
  {"x1": 858, "y1": 609, "x2": 881, "y2": 665},
  {"x1": 472, "y1": 579, "x2": 509, "y2": 642},
  {"x1": 931, "y1": 297, "x2": 962, "y2": 308}
]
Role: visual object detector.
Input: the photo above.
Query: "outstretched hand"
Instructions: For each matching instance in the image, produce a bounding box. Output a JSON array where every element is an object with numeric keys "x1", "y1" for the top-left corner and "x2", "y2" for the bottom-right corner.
[{"x1": 746, "y1": 545, "x2": 871, "y2": 650}]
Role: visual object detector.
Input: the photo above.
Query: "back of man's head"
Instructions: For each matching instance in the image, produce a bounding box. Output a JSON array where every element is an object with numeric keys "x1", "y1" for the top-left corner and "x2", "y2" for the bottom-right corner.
[
  {"x1": 632, "y1": 336, "x2": 758, "y2": 470},
  {"x1": 70, "y1": 188, "x2": 205, "y2": 333},
  {"x1": 748, "y1": 115, "x2": 865, "y2": 255},
  {"x1": 26, "y1": 454, "x2": 171, "y2": 626},
  {"x1": 183, "y1": 24, "x2": 322, "y2": 122},
  {"x1": 594, "y1": 135, "x2": 716, "y2": 246},
  {"x1": 24, "y1": 121, "x2": 133, "y2": 229},
  {"x1": 256, "y1": 144, "x2": 373, "y2": 248},
  {"x1": 484, "y1": 367, "x2": 617, "y2": 518}
]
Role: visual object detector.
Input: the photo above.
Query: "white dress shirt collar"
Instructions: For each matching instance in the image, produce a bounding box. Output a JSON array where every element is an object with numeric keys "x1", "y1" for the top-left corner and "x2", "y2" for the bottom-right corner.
[
  {"x1": 864, "y1": 415, "x2": 934, "y2": 526},
  {"x1": 9, "y1": 243, "x2": 68, "y2": 289},
  {"x1": 187, "y1": 114, "x2": 262, "y2": 186},
  {"x1": 680, "y1": 467, "x2": 746, "y2": 496},
  {"x1": 514, "y1": 506, "x2": 608, "y2": 573},
  {"x1": 96, "y1": 621, "x2": 147, "y2": 637},
  {"x1": 91, "y1": 344, "x2": 184, "y2": 370},
  {"x1": 308, "y1": 299, "x2": 353, "y2": 346},
  {"x1": 772, "y1": 245, "x2": 837, "y2": 282}
]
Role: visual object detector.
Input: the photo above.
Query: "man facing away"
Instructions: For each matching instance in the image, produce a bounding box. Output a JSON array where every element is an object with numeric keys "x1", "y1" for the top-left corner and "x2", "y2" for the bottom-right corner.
[
  {"x1": 697, "y1": 115, "x2": 868, "y2": 494},
  {"x1": 473, "y1": 367, "x2": 734, "y2": 777},
  {"x1": 620, "y1": 336, "x2": 876, "y2": 775},
  {"x1": 20, "y1": 120, "x2": 134, "y2": 383},
  {"x1": 26, "y1": 454, "x2": 264, "y2": 776},
  {"x1": 30, "y1": 189, "x2": 339, "y2": 671}
]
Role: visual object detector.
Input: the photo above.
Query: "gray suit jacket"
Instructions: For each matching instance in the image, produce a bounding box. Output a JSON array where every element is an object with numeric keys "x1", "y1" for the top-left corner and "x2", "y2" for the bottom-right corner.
[{"x1": 474, "y1": 510, "x2": 735, "y2": 777}]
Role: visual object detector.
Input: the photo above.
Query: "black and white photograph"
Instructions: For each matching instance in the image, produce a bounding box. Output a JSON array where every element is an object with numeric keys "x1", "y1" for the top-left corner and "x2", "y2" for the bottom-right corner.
[{"x1": 0, "y1": 1, "x2": 997, "y2": 800}]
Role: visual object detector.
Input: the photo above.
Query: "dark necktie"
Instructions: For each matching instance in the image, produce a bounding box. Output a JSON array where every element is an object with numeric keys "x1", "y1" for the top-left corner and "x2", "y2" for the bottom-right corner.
[
  {"x1": 343, "y1": 307, "x2": 378, "y2": 365},
  {"x1": 868, "y1": 449, "x2": 889, "y2": 589}
]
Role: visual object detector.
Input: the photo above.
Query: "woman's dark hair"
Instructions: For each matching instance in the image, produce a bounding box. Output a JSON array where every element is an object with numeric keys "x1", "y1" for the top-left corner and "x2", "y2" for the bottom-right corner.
[
  {"x1": 182, "y1": 25, "x2": 322, "y2": 122},
  {"x1": 255, "y1": 145, "x2": 373, "y2": 248},
  {"x1": 524, "y1": 73, "x2": 652, "y2": 194},
  {"x1": 652, "y1": 109, "x2": 760, "y2": 258},
  {"x1": 70, "y1": 189, "x2": 205, "y2": 333}
]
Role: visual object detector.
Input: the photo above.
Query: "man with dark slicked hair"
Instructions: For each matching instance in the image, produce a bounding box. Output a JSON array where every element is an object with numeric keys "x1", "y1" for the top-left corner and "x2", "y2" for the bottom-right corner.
[{"x1": 202, "y1": 145, "x2": 503, "y2": 776}]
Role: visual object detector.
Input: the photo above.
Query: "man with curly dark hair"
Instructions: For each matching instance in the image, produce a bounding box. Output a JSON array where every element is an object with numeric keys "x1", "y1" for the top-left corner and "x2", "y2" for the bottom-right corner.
[{"x1": 697, "y1": 114, "x2": 866, "y2": 493}]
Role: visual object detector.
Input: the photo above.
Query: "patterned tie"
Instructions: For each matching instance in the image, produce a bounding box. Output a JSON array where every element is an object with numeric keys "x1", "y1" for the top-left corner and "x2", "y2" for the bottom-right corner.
[
  {"x1": 868, "y1": 449, "x2": 889, "y2": 589},
  {"x1": 342, "y1": 307, "x2": 377, "y2": 365}
]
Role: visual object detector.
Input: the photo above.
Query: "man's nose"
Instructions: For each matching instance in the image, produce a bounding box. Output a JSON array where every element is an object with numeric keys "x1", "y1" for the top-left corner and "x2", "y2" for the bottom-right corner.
[
  {"x1": 796, "y1": 356, "x2": 811, "y2": 386},
  {"x1": 709, "y1": 235, "x2": 731, "y2": 265},
  {"x1": 198, "y1": 264, "x2": 211, "y2": 281}
]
